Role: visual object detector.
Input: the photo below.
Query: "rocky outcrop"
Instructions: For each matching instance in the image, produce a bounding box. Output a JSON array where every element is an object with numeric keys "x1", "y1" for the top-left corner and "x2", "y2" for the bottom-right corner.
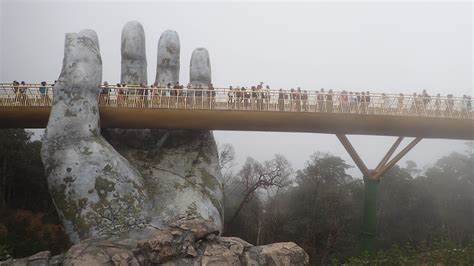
[{"x1": 1, "y1": 218, "x2": 309, "y2": 266}]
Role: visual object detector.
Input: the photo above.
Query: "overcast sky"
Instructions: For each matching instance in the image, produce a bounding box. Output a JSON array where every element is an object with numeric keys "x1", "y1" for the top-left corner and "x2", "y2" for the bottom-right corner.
[{"x1": 1, "y1": 1, "x2": 472, "y2": 176}]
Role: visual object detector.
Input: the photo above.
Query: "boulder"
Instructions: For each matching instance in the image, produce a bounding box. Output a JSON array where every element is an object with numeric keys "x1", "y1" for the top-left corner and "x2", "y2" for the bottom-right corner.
[{"x1": 1, "y1": 218, "x2": 309, "y2": 266}]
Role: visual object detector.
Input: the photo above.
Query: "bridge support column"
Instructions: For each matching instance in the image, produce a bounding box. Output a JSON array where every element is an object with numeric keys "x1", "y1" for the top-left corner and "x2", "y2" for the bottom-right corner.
[
  {"x1": 362, "y1": 176, "x2": 379, "y2": 255},
  {"x1": 336, "y1": 134, "x2": 422, "y2": 255}
]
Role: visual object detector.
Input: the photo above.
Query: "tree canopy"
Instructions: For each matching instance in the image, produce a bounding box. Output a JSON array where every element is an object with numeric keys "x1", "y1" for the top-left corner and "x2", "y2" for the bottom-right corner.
[
  {"x1": 0, "y1": 129, "x2": 68, "y2": 259},
  {"x1": 222, "y1": 144, "x2": 474, "y2": 264}
]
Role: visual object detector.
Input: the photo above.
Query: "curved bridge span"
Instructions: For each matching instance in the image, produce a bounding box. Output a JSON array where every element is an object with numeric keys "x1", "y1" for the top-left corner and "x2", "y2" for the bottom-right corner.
[{"x1": 1, "y1": 83, "x2": 472, "y2": 140}]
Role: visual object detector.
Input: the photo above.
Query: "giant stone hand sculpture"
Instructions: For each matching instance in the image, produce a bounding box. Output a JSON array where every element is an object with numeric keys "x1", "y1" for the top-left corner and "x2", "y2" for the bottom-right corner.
[
  {"x1": 33, "y1": 21, "x2": 309, "y2": 266},
  {"x1": 41, "y1": 21, "x2": 223, "y2": 244}
]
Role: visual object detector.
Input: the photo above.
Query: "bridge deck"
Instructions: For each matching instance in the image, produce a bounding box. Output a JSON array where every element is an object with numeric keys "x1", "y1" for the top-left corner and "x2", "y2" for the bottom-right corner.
[{"x1": 1, "y1": 84, "x2": 472, "y2": 139}]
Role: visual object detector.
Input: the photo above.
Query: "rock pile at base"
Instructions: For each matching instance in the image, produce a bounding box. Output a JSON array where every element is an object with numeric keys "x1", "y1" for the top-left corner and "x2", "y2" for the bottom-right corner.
[{"x1": 1, "y1": 218, "x2": 309, "y2": 266}]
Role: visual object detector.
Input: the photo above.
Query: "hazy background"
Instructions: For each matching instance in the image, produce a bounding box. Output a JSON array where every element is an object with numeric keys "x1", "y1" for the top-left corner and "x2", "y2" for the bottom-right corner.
[{"x1": 1, "y1": 0, "x2": 472, "y2": 176}]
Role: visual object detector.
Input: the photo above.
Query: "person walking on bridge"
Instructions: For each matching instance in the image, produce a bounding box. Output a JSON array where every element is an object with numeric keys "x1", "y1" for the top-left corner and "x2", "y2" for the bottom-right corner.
[
  {"x1": 100, "y1": 81, "x2": 110, "y2": 106},
  {"x1": 326, "y1": 89, "x2": 333, "y2": 113},
  {"x1": 295, "y1": 87, "x2": 302, "y2": 112},
  {"x1": 317, "y1": 88, "x2": 325, "y2": 112},
  {"x1": 289, "y1": 88, "x2": 295, "y2": 111},
  {"x1": 243, "y1": 87, "x2": 250, "y2": 109},
  {"x1": 209, "y1": 83, "x2": 216, "y2": 109},
  {"x1": 365, "y1": 91, "x2": 371, "y2": 114},
  {"x1": 235, "y1": 86, "x2": 242, "y2": 109},
  {"x1": 227, "y1": 86, "x2": 234, "y2": 107},
  {"x1": 302, "y1": 90, "x2": 309, "y2": 111},
  {"x1": 264, "y1": 85, "x2": 271, "y2": 110},
  {"x1": 195, "y1": 84, "x2": 203, "y2": 108},
  {"x1": 257, "y1": 85, "x2": 264, "y2": 111},
  {"x1": 278, "y1": 89, "x2": 285, "y2": 111},
  {"x1": 12, "y1": 80, "x2": 19, "y2": 96},
  {"x1": 251, "y1": 86, "x2": 257, "y2": 110},
  {"x1": 18, "y1": 81, "x2": 27, "y2": 106},
  {"x1": 170, "y1": 82, "x2": 178, "y2": 107},
  {"x1": 185, "y1": 83, "x2": 193, "y2": 108},
  {"x1": 410, "y1": 93, "x2": 417, "y2": 114},
  {"x1": 38, "y1": 81, "x2": 48, "y2": 105},
  {"x1": 341, "y1": 90, "x2": 349, "y2": 113},
  {"x1": 349, "y1": 92, "x2": 356, "y2": 113}
]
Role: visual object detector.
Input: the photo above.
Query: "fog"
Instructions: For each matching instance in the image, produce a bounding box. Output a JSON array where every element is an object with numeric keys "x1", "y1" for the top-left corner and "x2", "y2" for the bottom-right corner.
[{"x1": 1, "y1": 1, "x2": 472, "y2": 176}]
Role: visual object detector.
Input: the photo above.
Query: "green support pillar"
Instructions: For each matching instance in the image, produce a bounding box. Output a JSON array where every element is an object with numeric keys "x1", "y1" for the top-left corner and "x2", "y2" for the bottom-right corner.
[
  {"x1": 336, "y1": 134, "x2": 422, "y2": 256},
  {"x1": 361, "y1": 176, "x2": 379, "y2": 255}
]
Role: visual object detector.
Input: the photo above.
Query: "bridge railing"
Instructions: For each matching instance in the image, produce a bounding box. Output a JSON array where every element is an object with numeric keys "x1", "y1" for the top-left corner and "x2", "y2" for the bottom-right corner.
[{"x1": 0, "y1": 83, "x2": 472, "y2": 120}]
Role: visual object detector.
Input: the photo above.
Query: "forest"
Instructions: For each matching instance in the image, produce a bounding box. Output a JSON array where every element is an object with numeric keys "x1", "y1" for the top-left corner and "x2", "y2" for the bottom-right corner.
[{"x1": 0, "y1": 129, "x2": 473, "y2": 264}]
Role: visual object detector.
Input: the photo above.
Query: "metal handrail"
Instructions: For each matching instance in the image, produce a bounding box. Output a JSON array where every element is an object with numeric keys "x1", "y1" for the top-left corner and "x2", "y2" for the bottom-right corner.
[{"x1": 0, "y1": 83, "x2": 472, "y2": 120}]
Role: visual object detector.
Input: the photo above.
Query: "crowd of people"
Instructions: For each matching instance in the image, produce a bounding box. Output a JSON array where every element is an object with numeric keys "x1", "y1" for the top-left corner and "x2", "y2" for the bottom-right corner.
[
  {"x1": 99, "y1": 81, "x2": 217, "y2": 108},
  {"x1": 4, "y1": 80, "x2": 472, "y2": 116},
  {"x1": 224, "y1": 85, "x2": 472, "y2": 115},
  {"x1": 7, "y1": 80, "x2": 53, "y2": 105}
]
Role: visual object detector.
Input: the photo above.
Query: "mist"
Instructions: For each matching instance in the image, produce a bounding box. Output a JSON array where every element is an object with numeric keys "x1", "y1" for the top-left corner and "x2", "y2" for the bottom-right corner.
[{"x1": 1, "y1": 0, "x2": 472, "y2": 176}]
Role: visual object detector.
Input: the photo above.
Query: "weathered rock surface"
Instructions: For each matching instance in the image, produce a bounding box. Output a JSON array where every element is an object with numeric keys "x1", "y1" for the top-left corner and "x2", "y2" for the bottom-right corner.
[
  {"x1": 42, "y1": 22, "x2": 223, "y2": 244},
  {"x1": 41, "y1": 29, "x2": 151, "y2": 244},
  {"x1": 1, "y1": 218, "x2": 309, "y2": 266},
  {"x1": 115, "y1": 22, "x2": 223, "y2": 231},
  {"x1": 121, "y1": 21, "x2": 147, "y2": 84},
  {"x1": 36, "y1": 21, "x2": 307, "y2": 265},
  {"x1": 155, "y1": 30, "x2": 180, "y2": 85},
  {"x1": 190, "y1": 48, "x2": 211, "y2": 87},
  {"x1": 103, "y1": 129, "x2": 224, "y2": 231}
]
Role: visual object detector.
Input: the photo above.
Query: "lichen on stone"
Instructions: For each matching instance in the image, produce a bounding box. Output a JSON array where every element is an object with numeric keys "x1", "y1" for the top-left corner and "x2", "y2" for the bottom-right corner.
[{"x1": 94, "y1": 176, "x2": 115, "y2": 200}]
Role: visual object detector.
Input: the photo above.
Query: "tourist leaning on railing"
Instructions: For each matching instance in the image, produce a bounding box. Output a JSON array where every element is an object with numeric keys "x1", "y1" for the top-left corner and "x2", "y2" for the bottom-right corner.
[
  {"x1": 99, "y1": 81, "x2": 109, "y2": 106},
  {"x1": 18, "y1": 81, "x2": 27, "y2": 105},
  {"x1": 39, "y1": 81, "x2": 49, "y2": 105},
  {"x1": 12, "y1": 81, "x2": 20, "y2": 104}
]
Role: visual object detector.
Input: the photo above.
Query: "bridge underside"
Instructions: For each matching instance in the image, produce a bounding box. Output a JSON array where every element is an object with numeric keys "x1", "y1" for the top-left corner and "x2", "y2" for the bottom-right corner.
[{"x1": 1, "y1": 106, "x2": 473, "y2": 140}]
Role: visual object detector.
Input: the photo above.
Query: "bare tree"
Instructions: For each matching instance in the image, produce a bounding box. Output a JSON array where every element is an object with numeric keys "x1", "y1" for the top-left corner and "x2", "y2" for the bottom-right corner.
[
  {"x1": 217, "y1": 143, "x2": 237, "y2": 222},
  {"x1": 224, "y1": 154, "x2": 292, "y2": 234},
  {"x1": 218, "y1": 143, "x2": 236, "y2": 183}
]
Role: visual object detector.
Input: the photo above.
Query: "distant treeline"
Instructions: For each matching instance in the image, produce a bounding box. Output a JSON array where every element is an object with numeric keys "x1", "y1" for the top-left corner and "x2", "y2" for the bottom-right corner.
[
  {"x1": 0, "y1": 129, "x2": 69, "y2": 259},
  {"x1": 220, "y1": 143, "x2": 474, "y2": 264}
]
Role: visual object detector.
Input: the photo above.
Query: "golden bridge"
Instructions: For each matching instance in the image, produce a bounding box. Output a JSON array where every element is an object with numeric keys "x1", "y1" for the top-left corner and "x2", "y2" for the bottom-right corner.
[
  {"x1": 2, "y1": 82, "x2": 473, "y2": 255},
  {"x1": 1, "y1": 83, "x2": 472, "y2": 140}
]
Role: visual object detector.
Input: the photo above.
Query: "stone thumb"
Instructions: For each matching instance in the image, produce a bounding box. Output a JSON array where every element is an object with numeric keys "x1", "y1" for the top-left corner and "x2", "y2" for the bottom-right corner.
[{"x1": 48, "y1": 29, "x2": 102, "y2": 138}]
